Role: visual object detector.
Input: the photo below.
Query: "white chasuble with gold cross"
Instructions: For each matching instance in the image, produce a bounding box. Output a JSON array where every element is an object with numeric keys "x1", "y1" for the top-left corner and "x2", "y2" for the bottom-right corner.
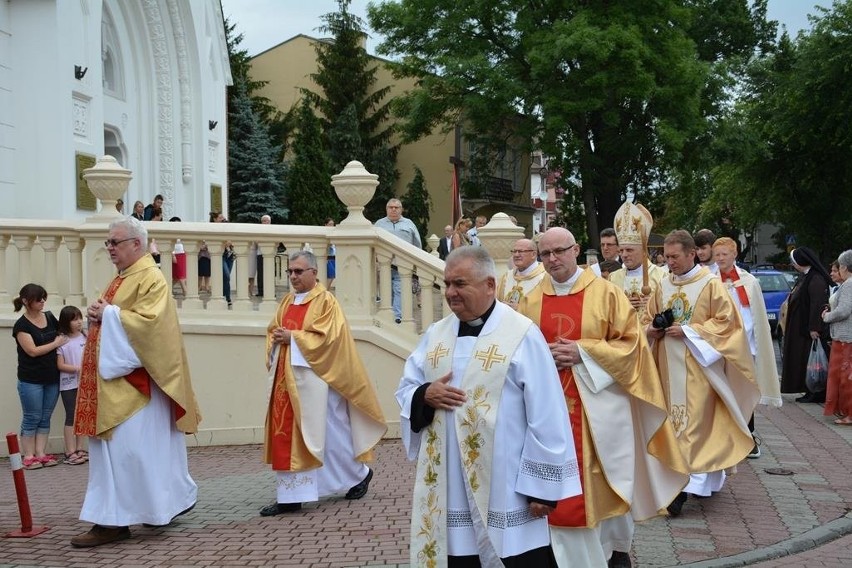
[{"x1": 397, "y1": 301, "x2": 580, "y2": 567}]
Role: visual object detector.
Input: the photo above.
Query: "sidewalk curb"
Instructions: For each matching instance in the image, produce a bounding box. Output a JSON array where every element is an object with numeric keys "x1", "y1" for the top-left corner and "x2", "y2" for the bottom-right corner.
[{"x1": 680, "y1": 511, "x2": 852, "y2": 567}]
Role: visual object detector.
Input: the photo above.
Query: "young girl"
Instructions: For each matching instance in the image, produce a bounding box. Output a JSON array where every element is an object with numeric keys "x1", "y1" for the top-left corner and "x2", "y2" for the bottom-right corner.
[{"x1": 56, "y1": 306, "x2": 88, "y2": 465}]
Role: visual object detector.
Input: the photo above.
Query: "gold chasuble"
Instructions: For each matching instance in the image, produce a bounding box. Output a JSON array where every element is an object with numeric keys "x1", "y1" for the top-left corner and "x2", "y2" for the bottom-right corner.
[
  {"x1": 75, "y1": 254, "x2": 201, "y2": 439},
  {"x1": 264, "y1": 284, "x2": 386, "y2": 472},
  {"x1": 496, "y1": 262, "x2": 546, "y2": 309},
  {"x1": 647, "y1": 268, "x2": 760, "y2": 473},
  {"x1": 520, "y1": 272, "x2": 687, "y2": 527}
]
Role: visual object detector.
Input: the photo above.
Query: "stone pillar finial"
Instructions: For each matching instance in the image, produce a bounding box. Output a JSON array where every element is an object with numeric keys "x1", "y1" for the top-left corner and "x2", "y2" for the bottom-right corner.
[
  {"x1": 332, "y1": 160, "x2": 379, "y2": 227},
  {"x1": 83, "y1": 155, "x2": 131, "y2": 220}
]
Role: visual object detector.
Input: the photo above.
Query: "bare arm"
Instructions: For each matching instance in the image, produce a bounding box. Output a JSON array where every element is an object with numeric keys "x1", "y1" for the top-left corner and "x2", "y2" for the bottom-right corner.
[
  {"x1": 56, "y1": 352, "x2": 80, "y2": 374},
  {"x1": 16, "y1": 331, "x2": 68, "y2": 358}
]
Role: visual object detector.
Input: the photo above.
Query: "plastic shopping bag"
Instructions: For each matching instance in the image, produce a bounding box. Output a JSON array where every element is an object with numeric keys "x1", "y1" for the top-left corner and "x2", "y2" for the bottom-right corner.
[{"x1": 806, "y1": 339, "x2": 828, "y2": 392}]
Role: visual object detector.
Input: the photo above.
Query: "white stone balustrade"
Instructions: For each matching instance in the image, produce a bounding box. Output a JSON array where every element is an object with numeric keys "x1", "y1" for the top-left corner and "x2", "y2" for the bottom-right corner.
[{"x1": 0, "y1": 159, "x2": 517, "y2": 454}]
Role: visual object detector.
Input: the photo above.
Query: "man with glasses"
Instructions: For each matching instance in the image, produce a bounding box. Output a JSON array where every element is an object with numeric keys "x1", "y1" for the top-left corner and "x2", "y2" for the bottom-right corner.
[
  {"x1": 71, "y1": 217, "x2": 201, "y2": 547},
  {"x1": 374, "y1": 198, "x2": 422, "y2": 323},
  {"x1": 497, "y1": 238, "x2": 545, "y2": 310},
  {"x1": 518, "y1": 227, "x2": 687, "y2": 568},
  {"x1": 591, "y1": 227, "x2": 620, "y2": 277},
  {"x1": 260, "y1": 251, "x2": 386, "y2": 516}
]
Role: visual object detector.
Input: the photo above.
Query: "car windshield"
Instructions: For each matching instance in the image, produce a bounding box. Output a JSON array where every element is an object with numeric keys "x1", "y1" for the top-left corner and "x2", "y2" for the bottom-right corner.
[{"x1": 756, "y1": 273, "x2": 791, "y2": 293}]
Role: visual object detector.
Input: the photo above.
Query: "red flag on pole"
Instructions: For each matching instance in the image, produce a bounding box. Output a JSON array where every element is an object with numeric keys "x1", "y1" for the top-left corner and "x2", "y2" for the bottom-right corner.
[{"x1": 451, "y1": 165, "x2": 462, "y2": 225}]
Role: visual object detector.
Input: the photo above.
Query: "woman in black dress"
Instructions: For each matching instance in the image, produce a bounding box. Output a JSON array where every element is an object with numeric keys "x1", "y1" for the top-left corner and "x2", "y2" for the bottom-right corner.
[{"x1": 781, "y1": 247, "x2": 831, "y2": 402}]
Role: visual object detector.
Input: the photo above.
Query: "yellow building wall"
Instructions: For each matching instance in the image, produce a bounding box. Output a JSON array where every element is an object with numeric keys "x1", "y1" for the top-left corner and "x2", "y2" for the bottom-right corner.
[{"x1": 250, "y1": 35, "x2": 455, "y2": 241}]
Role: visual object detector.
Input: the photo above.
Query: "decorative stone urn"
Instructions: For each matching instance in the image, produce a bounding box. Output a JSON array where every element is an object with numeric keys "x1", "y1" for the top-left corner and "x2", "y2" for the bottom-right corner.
[
  {"x1": 83, "y1": 155, "x2": 131, "y2": 219},
  {"x1": 478, "y1": 212, "x2": 525, "y2": 274},
  {"x1": 331, "y1": 160, "x2": 379, "y2": 226}
]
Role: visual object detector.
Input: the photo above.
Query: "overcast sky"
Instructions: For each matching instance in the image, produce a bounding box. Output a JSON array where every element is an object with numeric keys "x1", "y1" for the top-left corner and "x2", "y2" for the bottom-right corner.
[{"x1": 220, "y1": 0, "x2": 822, "y2": 58}]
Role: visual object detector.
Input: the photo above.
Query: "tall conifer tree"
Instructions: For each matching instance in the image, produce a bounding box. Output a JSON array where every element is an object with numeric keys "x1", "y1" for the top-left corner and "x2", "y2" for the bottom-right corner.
[
  {"x1": 306, "y1": 0, "x2": 398, "y2": 221},
  {"x1": 286, "y1": 99, "x2": 340, "y2": 225}
]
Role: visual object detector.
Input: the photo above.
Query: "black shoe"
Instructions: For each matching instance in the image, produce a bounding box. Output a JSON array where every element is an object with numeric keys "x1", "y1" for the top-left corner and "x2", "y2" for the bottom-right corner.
[
  {"x1": 667, "y1": 492, "x2": 687, "y2": 517},
  {"x1": 811, "y1": 392, "x2": 826, "y2": 403},
  {"x1": 608, "y1": 550, "x2": 632, "y2": 568},
  {"x1": 259, "y1": 502, "x2": 302, "y2": 516},
  {"x1": 143, "y1": 502, "x2": 196, "y2": 527},
  {"x1": 796, "y1": 393, "x2": 814, "y2": 403},
  {"x1": 345, "y1": 468, "x2": 373, "y2": 500}
]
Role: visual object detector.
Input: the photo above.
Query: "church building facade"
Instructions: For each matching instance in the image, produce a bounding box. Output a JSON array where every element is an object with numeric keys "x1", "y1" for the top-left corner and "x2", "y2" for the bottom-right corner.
[{"x1": 0, "y1": 0, "x2": 232, "y2": 221}]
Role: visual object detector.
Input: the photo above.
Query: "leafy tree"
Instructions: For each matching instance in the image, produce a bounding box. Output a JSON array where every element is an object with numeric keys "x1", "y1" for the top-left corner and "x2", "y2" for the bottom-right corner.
[
  {"x1": 368, "y1": 1, "x2": 775, "y2": 246},
  {"x1": 227, "y1": 82, "x2": 288, "y2": 223},
  {"x1": 306, "y1": 0, "x2": 398, "y2": 221},
  {"x1": 286, "y1": 99, "x2": 341, "y2": 225},
  {"x1": 708, "y1": 1, "x2": 852, "y2": 260},
  {"x1": 399, "y1": 166, "x2": 432, "y2": 248}
]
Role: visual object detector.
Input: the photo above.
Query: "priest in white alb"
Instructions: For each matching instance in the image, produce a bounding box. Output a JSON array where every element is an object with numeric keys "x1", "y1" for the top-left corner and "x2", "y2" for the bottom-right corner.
[
  {"x1": 398, "y1": 246, "x2": 581, "y2": 567},
  {"x1": 72, "y1": 217, "x2": 201, "y2": 548},
  {"x1": 712, "y1": 237, "x2": 782, "y2": 458}
]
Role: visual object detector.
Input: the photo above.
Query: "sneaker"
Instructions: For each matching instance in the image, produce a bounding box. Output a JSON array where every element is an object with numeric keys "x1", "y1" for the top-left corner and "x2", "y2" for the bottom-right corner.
[{"x1": 748, "y1": 434, "x2": 762, "y2": 459}]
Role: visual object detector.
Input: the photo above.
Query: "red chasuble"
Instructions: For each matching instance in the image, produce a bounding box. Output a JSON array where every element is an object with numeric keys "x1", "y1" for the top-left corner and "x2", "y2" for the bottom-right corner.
[
  {"x1": 539, "y1": 291, "x2": 588, "y2": 527},
  {"x1": 269, "y1": 301, "x2": 310, "y2": 470}
]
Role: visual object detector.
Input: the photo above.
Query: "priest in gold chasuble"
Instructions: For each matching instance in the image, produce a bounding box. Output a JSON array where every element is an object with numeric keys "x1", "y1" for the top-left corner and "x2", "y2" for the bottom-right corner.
[
  {"x1": 496, "y1": 238, "x2": 546, "y2": 310},
  {"x1": 646, "y1": 230, "x2": 760, "y2": 517},
  {"x1": 518, "y1": 227, "x2": 688, "y2": 568},
  {"x1": 260, "y1": 251, "x2": 386, "y2": 517},
  {"x1": 72, "y1": 217, "x2": 200, "y2": 548},
  {"x1": 398, "y1": 247, "x2": 581, "y2": 567}
]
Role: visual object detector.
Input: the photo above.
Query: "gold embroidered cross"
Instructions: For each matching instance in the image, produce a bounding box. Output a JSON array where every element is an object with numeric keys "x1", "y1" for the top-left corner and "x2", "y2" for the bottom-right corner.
[
  {"x1": 475, "y1": 344, "x2": 507, "y2": 372},
  {"x1": 426, "y1": 343, "x2": 449, "y2": 368}
]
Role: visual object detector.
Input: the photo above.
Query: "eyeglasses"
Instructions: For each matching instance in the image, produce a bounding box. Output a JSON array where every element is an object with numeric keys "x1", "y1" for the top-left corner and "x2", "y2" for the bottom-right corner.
[
  {"x1": 538, "y1": 245, "x2": 576, "y2": 258},
  {"x1": 104, "y1": 237, "x2": 136, "y2": 248},
  {"x1": 286, "y1": 268, "x2": 316, "y2": 276},
  {"x1": 509, "y1": 249, "x2": 536, "y2": 254}
]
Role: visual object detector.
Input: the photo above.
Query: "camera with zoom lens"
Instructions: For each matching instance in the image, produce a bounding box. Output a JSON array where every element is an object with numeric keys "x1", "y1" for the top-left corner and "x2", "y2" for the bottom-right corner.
[{"x1": 652, "y1": 309, "x2": 675, "y2": 330}]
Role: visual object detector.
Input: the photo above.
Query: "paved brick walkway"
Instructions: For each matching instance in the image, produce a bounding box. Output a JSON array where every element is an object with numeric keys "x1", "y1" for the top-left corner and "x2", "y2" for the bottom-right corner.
[{"x1": 1, "y1": 395, "x2": 851, "y2": 567}]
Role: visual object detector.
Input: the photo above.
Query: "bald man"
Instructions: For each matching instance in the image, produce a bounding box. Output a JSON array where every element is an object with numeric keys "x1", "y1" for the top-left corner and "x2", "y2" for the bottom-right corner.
[
  {"x1": 497, "y1": 239, "x2": 546, "y2": 310},
  {"x1": 519, "y1": 227, "x2": 687, "y2": 567}
]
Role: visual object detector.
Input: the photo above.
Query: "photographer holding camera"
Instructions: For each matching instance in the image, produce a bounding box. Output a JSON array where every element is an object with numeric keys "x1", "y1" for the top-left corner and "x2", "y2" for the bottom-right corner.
[{"x1": 646, "y1": 230, "x2": 760, "y2": 517}]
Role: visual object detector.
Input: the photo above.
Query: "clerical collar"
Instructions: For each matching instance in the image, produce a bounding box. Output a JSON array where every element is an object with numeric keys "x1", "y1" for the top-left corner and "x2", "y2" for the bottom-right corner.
[
  {"x1": 293, "y1": 290, "x2": 310, "y2": 305},
  {"x1": 458, "y1": 301, "x2": 497, "y2": 337},
  {"x1": 517, "y1": 261, "x2": 540, "y2": 277},
  {"x1": 551, "y1": 267, "x2": 583, "y2": 296},
  {"x1": 672, "y1": 264, "x2": 703, "y2": 283}
]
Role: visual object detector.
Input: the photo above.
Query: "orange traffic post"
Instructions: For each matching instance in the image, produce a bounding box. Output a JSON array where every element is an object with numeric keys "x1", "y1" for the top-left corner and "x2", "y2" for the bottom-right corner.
[{"x1": 5, "y1": 432, "x2": 49, "y2": 538}]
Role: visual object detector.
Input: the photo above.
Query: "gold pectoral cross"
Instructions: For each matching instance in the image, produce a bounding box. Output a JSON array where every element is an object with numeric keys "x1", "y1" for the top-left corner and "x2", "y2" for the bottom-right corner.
[
  {"x1": 474, "y1": 344, "x2": 507, "y2": 372},
  {"x1": 426, "y1": 343, "x2": 449, "y2": 368}
]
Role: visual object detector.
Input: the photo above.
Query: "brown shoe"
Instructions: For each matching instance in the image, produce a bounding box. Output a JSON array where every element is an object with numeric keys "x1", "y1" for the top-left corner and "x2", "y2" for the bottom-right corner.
[{"x1": 70, "y1": 525, "x2": 131, "y2": 548}]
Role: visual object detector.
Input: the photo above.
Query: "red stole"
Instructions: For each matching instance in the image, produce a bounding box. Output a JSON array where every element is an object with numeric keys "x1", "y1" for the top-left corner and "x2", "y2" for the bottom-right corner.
[
  {"x1": 721, "y1": 268, "x2": 750, "y2": 307},
  {"x1": 74, "y1": 275, "x2": 183, "y2": 437},
  {"x1": 539, "y1": 291, "x2": 587, "y2": 527},
  {"x1": 270, "y1": 301, "x2": 310, "y2": 470}
]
